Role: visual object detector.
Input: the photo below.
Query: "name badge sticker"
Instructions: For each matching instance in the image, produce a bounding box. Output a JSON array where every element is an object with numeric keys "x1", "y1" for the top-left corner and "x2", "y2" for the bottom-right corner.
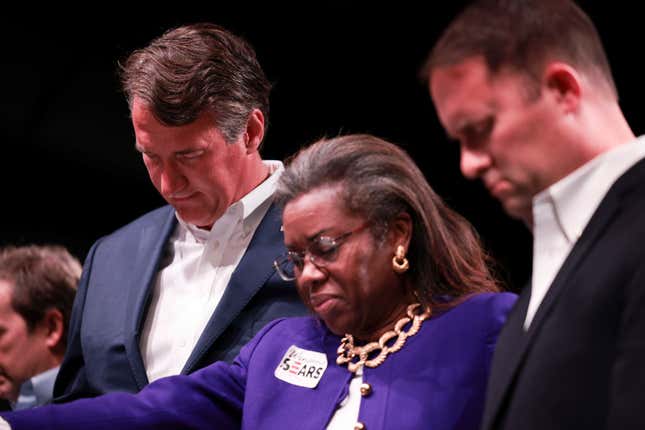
[{"x1": 274, "y1": 345, "x2": 328, "y2": 388}]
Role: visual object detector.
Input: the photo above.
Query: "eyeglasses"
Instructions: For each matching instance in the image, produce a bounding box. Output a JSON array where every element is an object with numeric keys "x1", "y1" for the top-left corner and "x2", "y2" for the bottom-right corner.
[{"x1": 273, "y1": 223, "x2": 369, "y2": 281}]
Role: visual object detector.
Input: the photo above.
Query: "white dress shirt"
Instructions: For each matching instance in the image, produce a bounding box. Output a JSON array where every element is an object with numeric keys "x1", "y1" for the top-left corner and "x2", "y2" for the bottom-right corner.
[
  {"x1": 526, "y1": 137, "x2": 645, "y2": 329},
  {"x1": 140, "y1": 160, "x2": 284, "y2": 382}
]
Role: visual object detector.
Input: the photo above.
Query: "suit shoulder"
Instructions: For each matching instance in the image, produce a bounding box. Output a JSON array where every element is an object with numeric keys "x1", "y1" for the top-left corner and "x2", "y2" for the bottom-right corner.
[
  {"x1": 111, "y1": 205, "x2": 174, "y2": 235},
  {"x1": 440, "y1": 292, "x2": 517, "y2": 335},
  {"x1": 460, "y1": 292, "x2": 518, "y2": 316},
  {"x1": 80, "y1": 206, "x2": 174, "y2": 265},
  {"x1": 93, "y1": 205, "x2": 174, "y2": 243},
  {"x1": 237, "y1": 316, "x2": 323, "y2": 361},
  {"x1": 254, "y1": 316, "x2": 323, "y2": 343}
]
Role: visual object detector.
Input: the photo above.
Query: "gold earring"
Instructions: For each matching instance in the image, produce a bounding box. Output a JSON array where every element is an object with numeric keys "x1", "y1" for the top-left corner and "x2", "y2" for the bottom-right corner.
[{"x1": 392, "y1": 245, "x2": 409, "y2": 274}]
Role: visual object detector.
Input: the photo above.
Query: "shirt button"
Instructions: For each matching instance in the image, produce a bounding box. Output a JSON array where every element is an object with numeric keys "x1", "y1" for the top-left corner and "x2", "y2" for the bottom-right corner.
[
  {"x1": 360, "y1": 382, "x2": 372, "y2": 397},
  {"x1": 354, "y1": 422, "x2": 366, "y2": 430}
]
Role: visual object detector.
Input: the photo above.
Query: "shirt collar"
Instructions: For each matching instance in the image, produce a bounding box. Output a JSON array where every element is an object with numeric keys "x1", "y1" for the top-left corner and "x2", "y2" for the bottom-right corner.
[
  {"x1": 533, "y1": 136, "x2": 645, "y2": 243},
  {"x1": 12, "y1": 366, "x2": 59, "y2": 410},
  {"x1": 238, "y1": 160, "x2": 283, "y2": 220},
  {"x1": 30, "y1": 366, "x2": 58, "y2": 405}
]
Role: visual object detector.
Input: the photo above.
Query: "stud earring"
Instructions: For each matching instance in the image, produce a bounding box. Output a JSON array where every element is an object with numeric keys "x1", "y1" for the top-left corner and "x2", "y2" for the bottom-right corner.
[{"x1": 392, "y1": 245, "x2": 409, "y2": 274}]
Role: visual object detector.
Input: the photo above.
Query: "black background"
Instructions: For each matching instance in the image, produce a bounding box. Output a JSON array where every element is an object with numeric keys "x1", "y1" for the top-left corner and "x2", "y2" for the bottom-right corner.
[{"x1": 1, "y1": 2, "x2": 642, "y2": 290}]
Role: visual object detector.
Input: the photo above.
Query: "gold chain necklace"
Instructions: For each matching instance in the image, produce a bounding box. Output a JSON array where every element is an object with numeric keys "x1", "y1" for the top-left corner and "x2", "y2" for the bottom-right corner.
[{"x1": 336, "y1": 303, "x2": 431, "y2": 373}]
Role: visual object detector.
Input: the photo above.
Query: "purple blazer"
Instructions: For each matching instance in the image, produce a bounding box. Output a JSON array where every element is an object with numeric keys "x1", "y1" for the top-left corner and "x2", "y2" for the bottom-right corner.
[{"x1": 2, "y1": 292, "x2": 516, "y2": 430}]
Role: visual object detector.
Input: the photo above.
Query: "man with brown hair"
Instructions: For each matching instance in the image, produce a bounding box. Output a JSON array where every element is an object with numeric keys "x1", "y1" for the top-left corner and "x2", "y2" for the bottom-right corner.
[
  {"x1": 0, "y1": 245, "x2": 80, "y2": 410},
  {"x1": 424, "y1": 1, "x2": 645, "y2": 429},
  {"x1": 53, "y1": 23, "x2": 305, "y2": 402}
]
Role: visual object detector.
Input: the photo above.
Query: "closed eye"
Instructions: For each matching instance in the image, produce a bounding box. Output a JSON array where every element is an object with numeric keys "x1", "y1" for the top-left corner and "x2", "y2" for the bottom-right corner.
[
  {"x1": 459, "y1": 117, "x2": 494, "y2": 148},
  {"x1": 287, "y1": 250, "x2": 306, "y2": 268},
  {"x1": 142, "y1": 152, "x2": 161, "y2": 164},
  {"x1": 310, "y1": 237, "x2": 338, "y2": 257},
  {"x1": 177, "y1": 150, "x2": 205, "y2": 160}
]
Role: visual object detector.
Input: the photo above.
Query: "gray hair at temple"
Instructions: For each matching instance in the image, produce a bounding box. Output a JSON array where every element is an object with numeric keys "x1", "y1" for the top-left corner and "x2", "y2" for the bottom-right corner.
[
  {"x1": 422, "y1": 0, "x2": 617, "y2": 101},
  {"x1": 0, "y1": 245, "x2": 81, "y2": 346},
  {"x1": 120, "y1": 23, "x2": 271, "y2": 144},
  {"x1": 274, "y1": 134, "x2": 500, "y2": 309}
]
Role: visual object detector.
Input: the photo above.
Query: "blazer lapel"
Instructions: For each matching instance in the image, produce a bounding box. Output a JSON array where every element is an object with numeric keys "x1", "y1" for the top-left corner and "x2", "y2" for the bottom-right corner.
[
  {"x1": 182, "y1": 203, "x2": 285, "y2": 373},
  {"x1": 524, "y1": 195, "x2": 619, "y2": 335},
  {"x1": 123, "y1": 207, "x2": 177, "y2": 389}
]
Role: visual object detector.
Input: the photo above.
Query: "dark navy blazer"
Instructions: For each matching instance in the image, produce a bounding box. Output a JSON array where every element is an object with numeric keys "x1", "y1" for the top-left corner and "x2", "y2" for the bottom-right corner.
[
  {"x1": 4, "y1": 292, "x2": 516, "y2": 429},
  {"x1": 53, "y1": 203, "x2": 306, "y2": 402}
]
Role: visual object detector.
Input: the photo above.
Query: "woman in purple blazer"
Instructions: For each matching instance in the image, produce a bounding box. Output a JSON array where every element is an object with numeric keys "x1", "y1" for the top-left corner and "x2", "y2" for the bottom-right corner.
[{"x1": 1, "y1": 135, "x2": 516, "y2": 430}]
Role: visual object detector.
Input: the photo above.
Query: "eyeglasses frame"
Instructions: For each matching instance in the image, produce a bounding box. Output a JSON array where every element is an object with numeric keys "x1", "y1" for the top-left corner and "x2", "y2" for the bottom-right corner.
[{"x1": 273, "y1": 222, "x2": 370, "y2": 282}]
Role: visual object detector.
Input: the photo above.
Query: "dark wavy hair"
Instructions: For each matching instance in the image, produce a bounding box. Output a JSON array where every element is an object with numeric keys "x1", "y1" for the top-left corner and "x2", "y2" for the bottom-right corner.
[
  {"x1": 275, "y1": 134, "x2": 500, "y2": 310},
  {"x1": 120, "y1": 23, "x2": 271, "y2": 143}
]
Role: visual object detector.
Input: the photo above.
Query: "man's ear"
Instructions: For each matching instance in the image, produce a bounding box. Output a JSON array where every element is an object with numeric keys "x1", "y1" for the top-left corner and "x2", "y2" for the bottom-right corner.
[
  {"x1": 543, "y1": 62, "x2": 582, "y2": 113},
  {"x1": 40, "y1": 308, "x2": 64, "y2": 350},
  {"x1": 244, "y1": 108, "x2": 265, "y2": 154}
]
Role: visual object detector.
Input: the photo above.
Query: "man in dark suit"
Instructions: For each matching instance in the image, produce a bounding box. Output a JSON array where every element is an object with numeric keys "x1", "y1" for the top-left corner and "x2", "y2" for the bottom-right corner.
[
  {"x1": 424, "y1": 0, "x2": 645, "y2": 428},
  {"x1": 53, "y1": 23, "x2": 306, "y2": 402}
]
